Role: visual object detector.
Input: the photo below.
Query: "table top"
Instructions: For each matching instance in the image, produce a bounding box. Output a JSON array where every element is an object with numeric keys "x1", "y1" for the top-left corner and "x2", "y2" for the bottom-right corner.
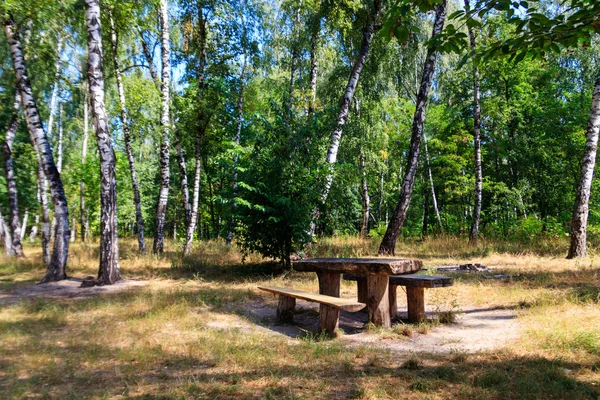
[{"x1": 293, "y1": 257, "x2": 422, "y2": 275}]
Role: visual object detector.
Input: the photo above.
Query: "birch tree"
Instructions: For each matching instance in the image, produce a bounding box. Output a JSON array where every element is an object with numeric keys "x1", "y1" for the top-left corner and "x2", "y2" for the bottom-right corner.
[
  {"x1": 1, "y1": 91, "x2": 25, "y2": 257},
  {"x1": 3, "y1": 15, "x2": 70, "y2": 282},
  {"x1": 379, "y1": 0, "x2": 448, "y2": 255},
  {"x1": 464, "y1": 0, "x2": 482, "y2": 245},
  {"x1": 311, "y1": 0, "x2": 381, "y2": 234},
  {"x1": 108, "y1": 9, "x2": 146, "y2": 254},
  {"x1": 568, "y1": 71, "x2": 600, "y2": 258},
  {"x1": 153, "y1": 0, "x2": 172, "y2": 254},
  {"x1": 85, "y1": 0, "x2": 121, "y2": 284},
  {"x1": 184, "y1": 3, "x2": 209, "y2": 255}
]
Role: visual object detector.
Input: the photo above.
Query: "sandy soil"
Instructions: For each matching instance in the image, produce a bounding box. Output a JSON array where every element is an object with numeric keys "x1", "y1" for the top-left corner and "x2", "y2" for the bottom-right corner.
[
  {"x1": 244, "y1": 298, "x2": 520, "y2": 354},
  {"x1": 0, "y1": 278, "x2": 146, "y2": 306},
  {"x1": 0, "y1": 280, "x2": 520, "y2": 354}
]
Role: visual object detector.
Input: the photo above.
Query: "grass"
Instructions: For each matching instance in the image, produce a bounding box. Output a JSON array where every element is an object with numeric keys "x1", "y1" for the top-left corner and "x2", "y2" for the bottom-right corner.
[{"x1": 0, "y1": 236, "x2": 599, "y2": 399}]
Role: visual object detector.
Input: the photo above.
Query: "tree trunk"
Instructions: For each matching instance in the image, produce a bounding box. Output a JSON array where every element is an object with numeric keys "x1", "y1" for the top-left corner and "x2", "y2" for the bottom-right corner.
[
  {"x1": 46, "y1": 36, "x2": 63, "y2": 138},
  {"x1": 176, "y1": 138, "x2": 191, "y2": 230},
  {"x1": 567, "y1": 70, "x2": 600, "y2": 259},
  {"x1": 109, "y1": 11, "x2": 146, "y2": 254},
  {"x1": 378, "y1": 0, "x2": 447, "y2": 255},
  {"x1": 0, "y1": 208, "x2": 15, "y2": 256},
  {"x1": 465, "y1": 0, "x2": 483, "y2": 245},
  {"x1": 20, "y1": 209, "x2": 28, "y2": 241},
  {"x1": 320, "y1": 0, "x2": 381, "y2": 207},
  {"x1": 184, "y1": 5, "x2": 208, "y2": 255},
  {"x1": 138, "y1": 27, "x2": 160, "y2": 87},
  {"x1": 85, "y1": 0, "x2": 121, "y2": 284},
  {"x1": 307, "y1": 16, "x2": 320, "y2": 116},
  {"x1": 1, "y1": 91, "x2": 25, "y2": 257},
  {"x1": 29, "y1": 214, "x2": 38, "y2": 243},
  {"x1": 80, "y1": 83, "x2": 89, "y2": 243},
  {"x1": 153, "y1": 0, "x2": 172, "y2": 254},
  {"x1": 37, "y1": 155, "x2": 51, "y2": 265},
  {"x1": 360, "y1": 152, "x2": 370, "y2": 238},
  {"x1": 57, "y1": 102, "x2": 63, "y2": 172},
  {"x1": 4, "y1": 15, "x2": 70, "y2": 282},
  {"x1": 424, "y1": 135, "x2": 443, "y2": 232}
]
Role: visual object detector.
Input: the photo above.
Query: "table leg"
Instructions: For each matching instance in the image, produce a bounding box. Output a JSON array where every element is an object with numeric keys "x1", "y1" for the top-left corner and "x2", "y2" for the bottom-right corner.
[
  {"x1": 367, "y1": 274, "x2": 391, "y2": 327},
  {"x1": 357, "y1": 279, "x2": 368, "y2": 303},
  {"x1": 317, "y1": 272, "x2": 341, "y2": 335}
]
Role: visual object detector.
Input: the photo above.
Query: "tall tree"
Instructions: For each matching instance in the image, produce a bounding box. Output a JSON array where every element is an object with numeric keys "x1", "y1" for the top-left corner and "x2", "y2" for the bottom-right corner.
[
  {"x1": 379, "y1": 0, "x2": 448, "y2": 255},
  {"x1": 312, "y1": 0, "x2": 382, "y2": 233},
  {"x1": 80, "y1": 82, "x2": 89, "y2": 242},
  {"x1": 85, "y1": 0, "x2": 121, "y2": 284},
  {"x1": 568, "y1": 70, "x2": 600, "y2": 258},
  {"x1": 183, "y1": 2, "x2": 209, "y2": 255},
  {"x1": 464, "y1": 0, "x2": 482, "y2": 245},
  {"x1": 1, "y1": 91, "x2": 25, "y2": 257},
  {"x1": 153, "y1": 0, "x2": 172, "y2": 254},
  {"x1": 108, "y1": 9, "x2": 146, "y2": 254},
  {"x1": 3, "y1": 15, "x2": 70, "y2": 282}
]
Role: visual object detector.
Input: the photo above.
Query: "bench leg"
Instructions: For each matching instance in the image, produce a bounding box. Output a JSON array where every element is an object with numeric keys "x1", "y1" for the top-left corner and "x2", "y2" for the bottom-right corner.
[
  {"x1": 319, "y1": 305, "x2": 340, "y2": 336},
  {"x1": 277, "y1": 295, "x2": 296, "y2": 323},
  {"x1": 406, "y1": 287, "x2": 425, "y2": 323},
  {"x1": 367, "y1": 274, "x2": 391, "y2": 327},
  {"x1": 389, "y1": 284, "x2": 398, "y2": 319},
  {"x1": 357, "y1": 279, "x2": 368, "y2": 303}
]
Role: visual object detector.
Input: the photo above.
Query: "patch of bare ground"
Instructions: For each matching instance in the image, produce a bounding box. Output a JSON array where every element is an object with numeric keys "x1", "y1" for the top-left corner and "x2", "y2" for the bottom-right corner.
[
  {"x1": 243, "y1": 297, "x2": 520, "y2": 353},
  {"x1": 0, "y1": 278, "x2": 147, "y2": 306}
]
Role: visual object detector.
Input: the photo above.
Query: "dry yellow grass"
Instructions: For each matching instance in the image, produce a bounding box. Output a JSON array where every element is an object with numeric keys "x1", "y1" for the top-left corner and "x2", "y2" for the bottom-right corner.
[{"x1": 0, "y1": 236, "x2": 599, "y2": 399}]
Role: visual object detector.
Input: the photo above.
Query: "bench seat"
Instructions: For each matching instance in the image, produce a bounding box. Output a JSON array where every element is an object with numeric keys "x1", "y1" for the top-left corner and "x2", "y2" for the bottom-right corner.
[
  {"x1": 343, "y1": 274, "x2": 454, "y2": 323},
  {"x1": 258, "y1": 286, "x2": 365, "y2": 335}
]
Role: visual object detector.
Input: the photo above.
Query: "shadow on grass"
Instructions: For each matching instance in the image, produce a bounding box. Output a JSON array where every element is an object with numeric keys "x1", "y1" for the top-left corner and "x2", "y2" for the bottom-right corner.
[{"x1": 2, "y1": 328, "x2": 598, "y2": 399}]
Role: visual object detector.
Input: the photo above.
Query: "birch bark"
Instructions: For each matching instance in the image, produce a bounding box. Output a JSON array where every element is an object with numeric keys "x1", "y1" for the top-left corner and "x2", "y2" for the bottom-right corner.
[
  {"x1": 184, "y1": 4, "x2": 208, "y2": 255},
  {"x1": 465, "y1": 0, "x2": 483, "y2": 245},
  {"x1": 567, "y1": 70, "x2": 600, "y2": 258},
  {"x1": 4, "y1": 15, "x2": 70, "y2": 281},
  {"x1": 379, "y1": 0, "x2": 448, "y2": 255},
  {"x1": 310, "y1": 0, "x2": 381, "y2": 237},
  {"x1": 1, "y1": 91, "x2": 25, "y2": 257},
  {"x1": 109, "y1": 11, "x2": 146, "y2": 254},
  {"x1": 85, "y1": 0, "x2": 121, "y2": 283},
  {"x1": 153, "y1": 0, "x2": 172, "y2": 254}
]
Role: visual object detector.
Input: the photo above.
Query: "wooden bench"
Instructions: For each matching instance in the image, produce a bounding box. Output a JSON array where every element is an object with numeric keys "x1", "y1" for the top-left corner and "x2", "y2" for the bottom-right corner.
[
  {"x1": 344, "y1": 274, "x2": 453, "y2": 323},
  {"x1": 258, "y1": 286, "x2": 365, "y2": 335}
]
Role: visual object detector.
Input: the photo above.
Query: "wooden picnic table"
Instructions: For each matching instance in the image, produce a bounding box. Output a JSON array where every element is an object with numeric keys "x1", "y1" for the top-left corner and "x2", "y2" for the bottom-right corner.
[{"x1": 292, "y1": 258, "x2": 422, "y2": 327}]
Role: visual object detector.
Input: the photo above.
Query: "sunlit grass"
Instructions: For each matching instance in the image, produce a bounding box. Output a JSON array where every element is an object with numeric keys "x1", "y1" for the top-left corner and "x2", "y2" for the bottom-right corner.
[{"x1": 0, "y1": 236, "x2": 599, "y2": 398}]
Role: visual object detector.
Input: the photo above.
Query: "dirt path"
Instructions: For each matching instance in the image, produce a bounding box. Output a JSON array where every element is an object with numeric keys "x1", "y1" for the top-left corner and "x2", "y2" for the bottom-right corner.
[
  {"x1": 0, "y1": 280, "x2": 520, "y2": 354},
  {"x1": 0, "y1": 278, "x2": 146, "y2": 306},
  {"x1": 245, "y1": 298, "x2": 520, "y2": 354}
]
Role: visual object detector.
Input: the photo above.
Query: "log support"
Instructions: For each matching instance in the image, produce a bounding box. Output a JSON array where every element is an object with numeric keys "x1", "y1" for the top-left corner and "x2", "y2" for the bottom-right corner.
[
  {"x1": 407, "y1": 286, "x2": 425, "y2": 323},
  {"x1": 367, "y1": 274, "x2": 391, "y2": 327},
  {"x1": 357, "y1": 279, "x2": 368, "y2": 303},
  {"x1": 277, "y1": 295, "x2": 296, "y2": 323},
  {"x1": 317, "y1": 271, "x2": 341, "y2": 335},
  {"x1": 389, "y1": 284, "x2": 398, "y2": 319}
]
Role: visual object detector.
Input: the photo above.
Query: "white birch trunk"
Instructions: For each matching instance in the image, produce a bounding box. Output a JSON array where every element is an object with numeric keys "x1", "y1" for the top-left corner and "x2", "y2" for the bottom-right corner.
[
  {"x1": 153, "y1": 0, "x2": 172, "y2": 254},
  {"x1": 184, "y1": 5, "x2": 208, "y2": 255},
  {"x1": 20, "y1": 209, "x2": 28, "y2": 241},
  {"x1": 109, "y1": 11, "x2": 146, "y2": 254},
  {"x1": 0, "y1": 208, "x2": 15, "y2": 256},
  {"x1": 85, "y1": 0, "x2": 121, "y2": 284},
  {"x1": 46, "y1": 36, "x2": 63, "y2": 138},
  {"x1": 1, "y1": 91, "x2": 25, "y2": 257},
  {"x1": 379, "y1": 0, "x2": 448, "y2": 255},
  {"x1": 424, "y1": 135, "x2": 443, "y2": 232},
  {"x1": 568, "y1": 71, "x2": 600, "y2": 258},
  {"x1": 4, "y1": 15, "x2": 70, "y2": 281},
  {"x1": 80, "y1": 82, "x2": 89, "y2": 242},
  {"x1": 465, "y1": 0, "x2": 483, "y2": 245}
]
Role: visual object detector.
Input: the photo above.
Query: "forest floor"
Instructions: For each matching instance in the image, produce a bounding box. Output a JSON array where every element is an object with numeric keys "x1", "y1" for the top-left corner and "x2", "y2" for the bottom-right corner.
[{"x1": 0, "y1": 236, "x2": 599, "y2": 399}]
